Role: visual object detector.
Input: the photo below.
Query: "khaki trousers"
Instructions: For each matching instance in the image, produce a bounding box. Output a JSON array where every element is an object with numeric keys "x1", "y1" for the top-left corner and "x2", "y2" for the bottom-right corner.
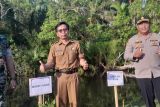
[{"x1": 55, "y1": 72, "x2": 79, "y2": 107}]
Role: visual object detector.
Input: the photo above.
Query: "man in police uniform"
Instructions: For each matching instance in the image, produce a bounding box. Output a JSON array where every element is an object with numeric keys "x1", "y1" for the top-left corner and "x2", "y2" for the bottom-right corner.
[
  {"x1": 39, "y1": 22, "x2": 88, "y2": 107},
  {"x1": 0, "y1": 34, "x2": 16, "y2": 107},
  {"x1": 124, "y1": 17, "x2": 160, "y2": 107}
]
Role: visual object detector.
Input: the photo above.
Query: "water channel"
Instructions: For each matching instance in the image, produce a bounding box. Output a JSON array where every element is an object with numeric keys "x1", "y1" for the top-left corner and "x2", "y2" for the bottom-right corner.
[{"x1": 5, "y1": 75, "x2": 145, "y2": 107}]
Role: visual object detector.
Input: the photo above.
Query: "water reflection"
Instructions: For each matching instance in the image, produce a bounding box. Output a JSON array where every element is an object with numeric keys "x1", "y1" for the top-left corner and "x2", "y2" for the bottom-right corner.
[
  {"x1": 6, "y1": 77, "x2": 37, "y2": 107},
  {"x1": 79, "y1": 76, "x2": 143, "y2": 107},
  {"x1": 5, "y1": 76, "x2": 143, "y2": 107}
]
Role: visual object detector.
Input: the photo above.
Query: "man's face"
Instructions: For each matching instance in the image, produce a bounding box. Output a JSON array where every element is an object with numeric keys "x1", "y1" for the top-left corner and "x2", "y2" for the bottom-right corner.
[
  {"x1": 136, "y1": 22, "x2": 150, "y2": 35},
  {"x1": 56, "y1": 24, "x2": 69, "y2": 40}
]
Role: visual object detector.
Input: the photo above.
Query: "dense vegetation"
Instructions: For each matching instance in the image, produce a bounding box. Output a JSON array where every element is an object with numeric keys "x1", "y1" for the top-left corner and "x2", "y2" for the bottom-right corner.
[
  {"x1": 1, "y1": 0, "x2": 160, "y2": 107},
  {"x1": 1, "y1": 0, "x2": 160, "y2": 76}
]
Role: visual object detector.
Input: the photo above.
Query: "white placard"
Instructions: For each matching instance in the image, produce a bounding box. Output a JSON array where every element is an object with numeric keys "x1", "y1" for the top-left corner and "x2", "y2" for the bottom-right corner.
[
  {"x1": 29, "y1": 76, "x2": 52, "y2": 97},
  {"x1": 107, "y1": 71, "x2": 124, "y2": 86}
]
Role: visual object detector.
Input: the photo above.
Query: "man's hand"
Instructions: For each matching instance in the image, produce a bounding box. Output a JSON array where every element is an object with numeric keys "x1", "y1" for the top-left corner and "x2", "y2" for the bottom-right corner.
[
  {"x1": 80, "y1": 59, "x2": 88, "y2": 70},
  {"x1": 133, "y1": 48, "x2": 143, "y2": 58},
  {"x1": 156, "y1": 48, "x2": 160, "y2": 55},
  {"x1": 39, "y1": 61, "x2": 46, "y2": 73}
]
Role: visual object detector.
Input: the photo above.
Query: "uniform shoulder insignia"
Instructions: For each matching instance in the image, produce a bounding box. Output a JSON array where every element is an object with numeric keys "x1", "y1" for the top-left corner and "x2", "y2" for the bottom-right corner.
[
  {"x1": 55, "y1": 41, "x2": 59, "y2": 44},
  {"x1": 128, "y1": 35, "x2": 137, "y2": 42},
  {"x1": 150, "y1": 33, "x2": 159, "y2": 39},
  {"x1": 51, "y1": 43, "x2": 54, "y2": 46},
  {"x1": 152, "y1": 33, "x2": 158, "y2": 36},
  {"x1": 71, "y1": 40, "x2": 79, "y2": 43},
  {"x1": 51, "y1": 41, "x2": 59, "y2": 45}
]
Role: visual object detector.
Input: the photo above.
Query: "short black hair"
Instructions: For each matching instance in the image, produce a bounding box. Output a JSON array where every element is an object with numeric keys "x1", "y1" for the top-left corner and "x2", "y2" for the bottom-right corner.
[{"x1": 55, "y1": 21, "x2": 70, "y2": 32}]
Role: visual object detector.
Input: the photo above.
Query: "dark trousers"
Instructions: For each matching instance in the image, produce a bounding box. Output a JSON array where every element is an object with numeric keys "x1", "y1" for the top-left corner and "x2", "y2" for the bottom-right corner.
[{"x1": 136, "y1": 77, "x2": 160, "y2": 107}]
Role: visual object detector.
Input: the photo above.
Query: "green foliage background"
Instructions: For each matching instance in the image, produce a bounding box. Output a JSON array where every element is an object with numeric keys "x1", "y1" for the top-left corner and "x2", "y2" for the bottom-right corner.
[
  {"x1": 1, "y1": 0, "x2": 160, "y2": 75},
  {"x1": 1, "y1": 0, "x2": 160, "y2": 106}
]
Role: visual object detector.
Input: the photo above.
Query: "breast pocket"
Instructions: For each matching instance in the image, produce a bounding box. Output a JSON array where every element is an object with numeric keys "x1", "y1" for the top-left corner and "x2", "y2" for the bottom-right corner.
[
  {"x1": 150, "y1": 40, "x2": 159, "y2": 53},
  {"x1": 55, "y1": 51, "x2": 64, "y2": 65},
  {"x1": 55, "y1": 51, "x2": 63, "y2": 56},
  {"x1": 150, "y1": 41, "x2": 159, "y2": 47},
  {"x1": 69, "y1": 47, "x2": 78, "y2": 63},
  {"x1": 134, "y1": 43, "x2": 144, "y2": 49},
  {"x1": 150, "y1": 41, "x2": 159, "y2": 49}
]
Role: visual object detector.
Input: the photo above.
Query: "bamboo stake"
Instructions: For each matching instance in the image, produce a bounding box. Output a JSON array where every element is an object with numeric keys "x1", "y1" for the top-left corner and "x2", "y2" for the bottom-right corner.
[
  {"x1": 43, "y1": 95, "x2": 45, "y2": 104},
  {"x1": 114, "y1": 86, "x2": 119, "y2": 107},
  {"x1": 38, "y1": 95, "x2": 43, "y2": 107},
  {"x1": 122, "y1": 99, "x2": 124, "y2": 107}
]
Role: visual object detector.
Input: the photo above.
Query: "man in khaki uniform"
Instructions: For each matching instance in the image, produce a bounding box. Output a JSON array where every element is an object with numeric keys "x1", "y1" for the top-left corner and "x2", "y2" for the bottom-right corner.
[
  {"x1": 124, "y1": 16, "x2": 160, "y2": 107},
  {"x1": 39, "y1": 22, "x2": 88, "y2": 107}
]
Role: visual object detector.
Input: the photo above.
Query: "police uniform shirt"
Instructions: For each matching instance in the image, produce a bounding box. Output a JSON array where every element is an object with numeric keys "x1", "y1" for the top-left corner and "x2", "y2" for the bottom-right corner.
[
  {"x1": 124, "y1": 33, "x2": 160, "y2": 78},
  {"x1": 47, "y1": 40, "x2": 84, "y2": 70}
]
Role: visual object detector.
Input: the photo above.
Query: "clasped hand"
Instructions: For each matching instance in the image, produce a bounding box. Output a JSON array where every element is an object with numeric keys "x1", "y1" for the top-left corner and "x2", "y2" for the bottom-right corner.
[{"x1": 133, "y1": 48, "x2": 143, "y2": 58}]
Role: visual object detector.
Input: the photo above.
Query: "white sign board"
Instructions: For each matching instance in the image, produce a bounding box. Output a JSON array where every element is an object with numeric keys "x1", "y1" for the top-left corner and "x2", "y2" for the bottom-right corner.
[
  {"x1": 29, "y1": 76, "x2": 52, "y2": 97},
  {"x1": 107, "y1": 71, "x2": 124, "y2": 86}
]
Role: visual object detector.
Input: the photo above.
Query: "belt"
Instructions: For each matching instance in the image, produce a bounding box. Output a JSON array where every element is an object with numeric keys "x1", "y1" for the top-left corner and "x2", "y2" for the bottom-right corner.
[{"x1": 56, "y1": 68, "x2": 78, "y2": 74}]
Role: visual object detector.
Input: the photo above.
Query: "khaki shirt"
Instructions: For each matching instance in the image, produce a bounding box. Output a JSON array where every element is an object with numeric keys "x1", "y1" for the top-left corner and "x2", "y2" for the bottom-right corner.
[
  {"x1": 47, "y1": 40, "x2": 84, "y2": 70},
  {"x1": 124, "y1": 33, "x2": 160, "y2": 78}
]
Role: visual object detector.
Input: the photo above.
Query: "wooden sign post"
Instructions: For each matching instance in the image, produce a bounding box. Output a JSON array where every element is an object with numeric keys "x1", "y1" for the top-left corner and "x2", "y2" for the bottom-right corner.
[
  {"x1": 114, "y1": 86, "x2": 118, "y2": 107},
  {"x1": 107, "y1": 71, "x2": 124, "y2": 107},
  {"x1": 38, "y1": 95, "x2": 43, "y2": 106},
  {"x1": 29, "y1": 76, "x2": 52, "y2": 106}
]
